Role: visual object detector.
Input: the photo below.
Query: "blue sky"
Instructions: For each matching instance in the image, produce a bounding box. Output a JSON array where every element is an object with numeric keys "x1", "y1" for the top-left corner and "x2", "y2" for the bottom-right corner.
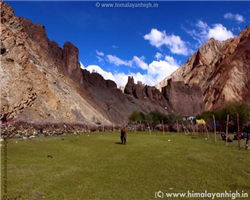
[{"x1": 8, "y1": 1, "x2": 250, "y2": 86}]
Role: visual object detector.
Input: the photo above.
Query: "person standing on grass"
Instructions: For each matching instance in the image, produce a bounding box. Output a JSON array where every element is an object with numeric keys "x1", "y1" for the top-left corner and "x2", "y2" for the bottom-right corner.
[{"x1": 121, "y1": 126, "x2": 127, "y2": 145}]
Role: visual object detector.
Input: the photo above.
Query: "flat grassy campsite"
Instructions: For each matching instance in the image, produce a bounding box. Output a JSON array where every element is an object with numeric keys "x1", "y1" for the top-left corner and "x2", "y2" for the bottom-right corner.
[{"x1": 1, "y1": 132, "x2": 250, "y2": 200}]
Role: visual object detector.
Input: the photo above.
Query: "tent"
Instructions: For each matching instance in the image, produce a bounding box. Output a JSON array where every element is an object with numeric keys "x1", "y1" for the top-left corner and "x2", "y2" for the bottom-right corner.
[{"x1": 196, "y1": 119, "x2": 206, "y2": 125}]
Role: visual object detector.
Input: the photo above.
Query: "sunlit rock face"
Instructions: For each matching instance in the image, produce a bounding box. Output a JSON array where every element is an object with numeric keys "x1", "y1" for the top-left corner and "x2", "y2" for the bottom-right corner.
[
  {"x1": 0, "y1": 2, "x2": 110, "y2": 124},
  {"x1": 156, "y1": 27, "x2": 250, "y2": 110},
  {"x1": 162, "y1": 79, "x2": 205, "y2": 116}
]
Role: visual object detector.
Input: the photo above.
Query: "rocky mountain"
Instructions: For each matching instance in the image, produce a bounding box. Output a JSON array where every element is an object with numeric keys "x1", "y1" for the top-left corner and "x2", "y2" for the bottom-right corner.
[
  {"x1": 80, "y1": 71, "x2": 175, "y2": 124},
  {"x1": 156, "y1": 27, "x2": 250, "y2": 111},
  {"x1": 0, "y1": 2, "x2": 111, "y2": 125},
  {"x1": 3, "y1": 2, "x2": 201, "y2": 127}
]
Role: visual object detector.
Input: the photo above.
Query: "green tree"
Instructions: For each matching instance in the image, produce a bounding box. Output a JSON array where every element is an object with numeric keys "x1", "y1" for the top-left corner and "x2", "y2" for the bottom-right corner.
[
  {"x1": 129, "y1": 111, "x2": 145, "y2": 124},
  {"x1": 199, "y1": 101, "x2": 250, "y2": 131},
  {"x1": 198, "y1": 111, "x2": 215, "y2": 123}
]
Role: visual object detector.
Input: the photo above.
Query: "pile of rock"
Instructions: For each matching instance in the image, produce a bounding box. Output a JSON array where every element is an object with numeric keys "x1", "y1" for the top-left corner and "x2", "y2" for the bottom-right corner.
[{"x1": 0, "y1": 122, "x2": 121, "y2": 138}]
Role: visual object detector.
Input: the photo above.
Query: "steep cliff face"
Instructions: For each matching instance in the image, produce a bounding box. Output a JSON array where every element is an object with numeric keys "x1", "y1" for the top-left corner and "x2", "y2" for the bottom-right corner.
[
  {"x1": 82, "y1": 74, "x2": 175, "y2": 124},
  {"x1": 155, "y1": 38, "x2": 229, "y2": 90},
  {"x1": 162, "y1": 80, "x2": 205, "y2": 116},
  {"x1": 0, "y1": 2, "x2": 110, "y2": 124},
  {"x1": 156, "y1": 27, "x2": 250, "y2": 110},
  {"x1": 204, "y1": 28, "x2": 250, "y2": 110},
  {"x1": 62, "y1": 42, "x2": 83, "y2": 84},
  {"x1": 124, "y1": 76, "x2": 163, "y2": 102}
]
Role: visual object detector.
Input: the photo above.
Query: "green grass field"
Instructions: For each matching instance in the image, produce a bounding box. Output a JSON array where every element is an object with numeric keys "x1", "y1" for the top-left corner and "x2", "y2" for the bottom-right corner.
[{"x1": 1, "y1": 132, "x2": 250, "y2": 200}]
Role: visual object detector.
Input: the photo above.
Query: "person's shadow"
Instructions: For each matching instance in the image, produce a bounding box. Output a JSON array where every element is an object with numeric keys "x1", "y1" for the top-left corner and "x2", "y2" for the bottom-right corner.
[{"x1": 115, "y1": 142, "x2": 123, "y2": 145}]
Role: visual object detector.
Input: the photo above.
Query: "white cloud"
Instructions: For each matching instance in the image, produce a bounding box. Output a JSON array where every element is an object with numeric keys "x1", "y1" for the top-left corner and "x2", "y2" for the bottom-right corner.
[
  {"x1": 165, "y1": 55, "x2": 178, "y2": 66},
  {"x1": 155, "y1": 52, "x2": 163, "y2": 60},
  {"x1": 208, "y1": 24, "x2": 234, "y2": 41},
  {"x1": 112, "y1": 72, "x2": 130, "y2": 87},
  {"x1": 105, "y1": 54, "x2": 148, "y2": 70},
  {"x1": 113, "y1": 72, "x2": 156, "y2": 87},
  {"x1": 224, "y1": 13, "x2": 245, "y2": 23},
  {"x1": 96, "y1": 50, "x2": 104, "y2": 56},
  {"x1": 81, "y1": 55, "x2": 179, "y2": 87},
  {"x1": 132, "y1": 56, "x2": 148, "y2": 70},
  {"x1": 95, "y1": 51, "x2": 105, "y2": 63},
  {"x1": 148, "y1": 59, "x2": 179, "y2": 84},
  {"x1": 144, "y1": 29, "x2": 191, "y2": 56},
  {"x1": 196, "y1": 20, "x2": 209, "y2": 30},
  {"x1": 185, "y1": 20, "x2": 234, "y2": 45},
  {"x1": 144, "y1": 29, "x2": 165, "y2": 48},
  {"x1": 80, "y1": 62, "x2": 85, "y2": 69},
  {"x1": 232, "y1": 27, "x2": 242, "y2": 32},
  {"x1": 112, "y1": 45, "x2": 118, "y2": 49},
  {"x1": 106, "y1": 55, "x2": 132, "y2": 67},
  {"x1": 85, "y1": 65, "x2": 115, "y2": 81},
  {"x1": 83, "y1": 64, "x2": 145, "y2": 87},
  {"x1": 96, "y1": 56, "x2": 104, "y2": 63}
]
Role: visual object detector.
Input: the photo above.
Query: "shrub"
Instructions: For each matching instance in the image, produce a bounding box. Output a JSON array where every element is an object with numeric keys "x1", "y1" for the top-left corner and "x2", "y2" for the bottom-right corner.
[{"x1": 199, "y1": 101, "x2": 250, "y2": 132}]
